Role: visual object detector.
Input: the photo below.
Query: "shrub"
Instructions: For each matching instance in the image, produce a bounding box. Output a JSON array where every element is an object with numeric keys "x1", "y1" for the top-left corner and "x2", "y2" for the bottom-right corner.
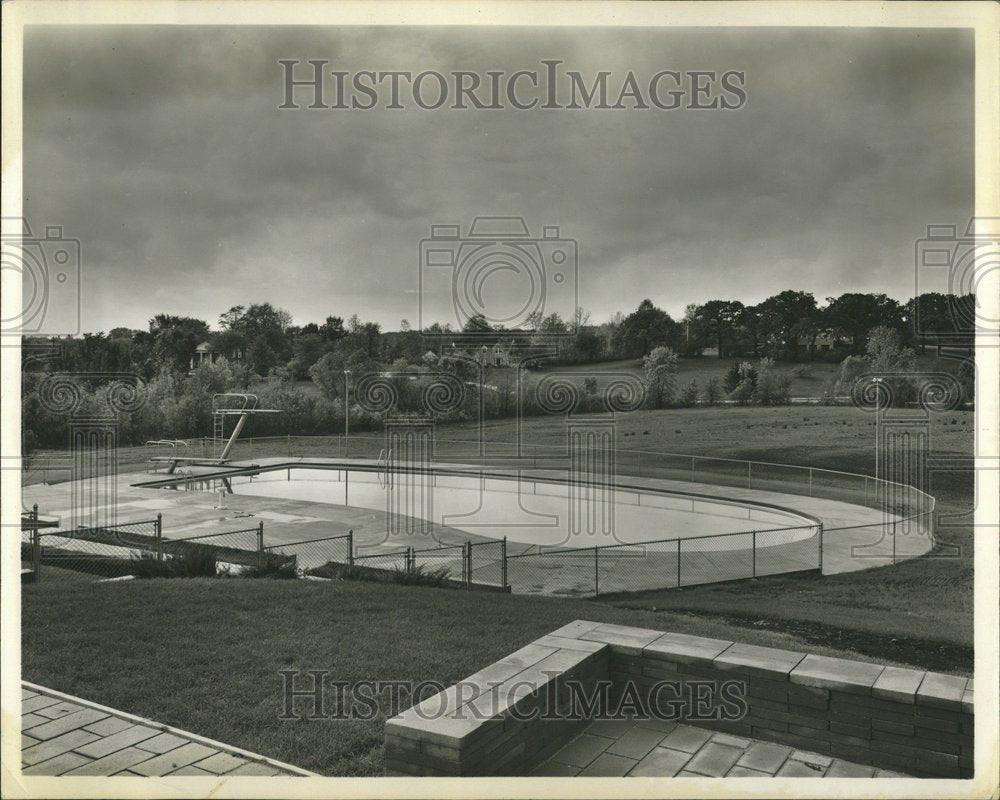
[
  {"x1": 129, "y1": 553, "x2": 177, "y2": 579},
  {"x1": 755, "y1": 358, "x2": 792, "y2": 405},
  {"x1": 677, "y1": 379, "x2": 700, "y2": 408},
  {"x1": 704, "y1": 377, "x2": 724, "y2": 405},
  {"x1": 790, "y1": 364, "x2": 810, "y2": 379},
  {"x1": 723, "y1": 361, "x2": 742, "y2": 394},
  {"x1": 130, "y1": 548, "x2": 220, "y2": 579},
  {"x1": 390, "y1": 564, "x2": 453, "y2": 587},
  {"x1": 240, "y1": 558, "x2": 298, "y2": 579}
]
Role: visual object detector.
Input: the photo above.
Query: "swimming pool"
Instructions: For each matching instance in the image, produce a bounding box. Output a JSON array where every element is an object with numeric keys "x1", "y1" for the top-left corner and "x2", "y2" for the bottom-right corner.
[{"x1": 193, "y1": 465, "x2": 818, "y2": 551}]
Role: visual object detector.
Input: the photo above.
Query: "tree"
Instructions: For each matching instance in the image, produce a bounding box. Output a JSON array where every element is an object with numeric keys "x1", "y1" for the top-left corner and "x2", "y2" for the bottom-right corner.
[
  {"x1": 755, "y1": 358, "x2": 792, "y2": 405},
  {"x1": 696, "y1": 300, "x2": 745, "y2": 358},
  {"x1": 319, "y1": 316, "x2": 346, "y2": 342},
  {"x1": 148, "y1": 314, "x2": 210, "y2": 373},
  {"x1": 865, "y1": 326, "x2": 916, "y2": 373},
  {"x1": 825, "y1": 293, "x2": 904, "y2": 353},
  {"x1": 728, "y1": 362, "x2": 758, "y2": 404},
  {"x1": 642, "y1": 346, "x2": 679, "y2": 409},
  {"x1": 704, "y1": 377, "x2": 724, "y2": 405},
  {"x1": 756, "y1": 290, "x2": 818, "y2": 362},
  {"x1": 613, "y1": 300, "x2": 680, "y2": 359}
]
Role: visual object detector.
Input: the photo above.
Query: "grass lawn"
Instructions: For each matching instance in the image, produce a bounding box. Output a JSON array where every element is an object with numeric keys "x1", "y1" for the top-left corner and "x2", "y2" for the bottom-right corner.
[
  {"x1": 20, "y1": 576, "x2": 970, "y2": 777},
  {"x1": 534, "y1": 354, "x2": 958, "y2": 398}
]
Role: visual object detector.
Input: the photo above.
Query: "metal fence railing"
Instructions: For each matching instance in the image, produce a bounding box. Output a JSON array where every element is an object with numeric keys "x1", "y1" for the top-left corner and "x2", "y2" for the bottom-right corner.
[
  {"x1": 262, "y1": 532, "x2": 354, "y2": 573},
  {"x1": 21, "y1": 434, "x2": 936, "y2": 592},
  {"x1": 28, "y1": 516, "x2": 164, "y2": 579},
  {"x1": 504, "y1": 523, "x2": 822, "y2": 598},
  {"x1": 20, "y1": 432, "x2": 936, "y2": 516}
]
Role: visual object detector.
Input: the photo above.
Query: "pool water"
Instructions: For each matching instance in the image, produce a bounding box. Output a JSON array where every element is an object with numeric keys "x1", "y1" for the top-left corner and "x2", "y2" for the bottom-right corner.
[{"x1": 221, "y1": 467, "x2": 815, "y2": 551}]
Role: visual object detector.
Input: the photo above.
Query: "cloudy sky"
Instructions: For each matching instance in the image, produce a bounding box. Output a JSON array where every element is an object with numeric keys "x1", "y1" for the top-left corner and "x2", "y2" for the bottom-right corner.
[{"x1": 24, "y1": 25, "x2": 973, "y2": 334}]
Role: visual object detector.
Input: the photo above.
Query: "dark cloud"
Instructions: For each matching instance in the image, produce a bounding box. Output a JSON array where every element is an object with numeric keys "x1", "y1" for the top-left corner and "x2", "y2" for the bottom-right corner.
[{"x1": 23, "y1": 25, "x2": 973, "y2": 332}]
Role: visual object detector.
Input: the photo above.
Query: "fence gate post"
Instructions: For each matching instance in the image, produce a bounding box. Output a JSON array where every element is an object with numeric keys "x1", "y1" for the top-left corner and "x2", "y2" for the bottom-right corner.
[
  {"x1": 156, "y1": 513, "x2": 163, "y2": 561},
  {"x1": 501, "y1": 536, "x2": 508, "y2": 589},
  {"x1": 752, "y1": 531, "x2": 757, "y2": 578},
  {"x1": 347, "y1": 530, "x2": 354, "y2": 566},
  {"x1": 594, "y1": 547, "x2": 599, "y2": 598},
  {"x1": 257, "y1": 521, "x2": 264, "y2": 568}
]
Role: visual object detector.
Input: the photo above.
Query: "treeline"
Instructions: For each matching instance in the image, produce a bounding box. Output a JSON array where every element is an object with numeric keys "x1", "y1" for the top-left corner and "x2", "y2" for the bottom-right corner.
[
  {"x1": 22, "y1": 290, "x2": 975, "y2": 382},
  {"x1": 21, "y1": 291, "x2": 974, "y2": 450}
]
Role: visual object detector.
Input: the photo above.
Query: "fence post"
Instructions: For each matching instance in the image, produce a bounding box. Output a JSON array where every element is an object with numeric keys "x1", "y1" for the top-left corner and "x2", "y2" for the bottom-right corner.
[
  {"x1": 156, "y1": 513, "x2": 163, "y2": 561},
  {"x1": 347, "y1": 530, "x2": 354, "y2": 566},
  {"x1": 464, "y1": 542, "x2": 471, "y2": 587},
  {"x1": 892, "y1": 520, "x2": 897, "y2": 565},
  {"x1": 818, "y1": 523, "x2": 824, "y2": 572},
  {"x1": 32, "y1": 503, "x2": 38, "y2": 521},
  {"x1": 257, "y1": 521, "x2": 264, "y2": 568},
  {"x1": 501, "y1": 536, "x2": 508, "y2": 589},
  {"x1": 747, "y1": 461, "x2": 752, "y2": 489},
  {"x1": 808, "y1": 468, "x2": 813, "y2": 497},
  {"x1": 407, "y1": 547, "x2": 414, "y2": 573},
  {"x1": 677, "y1": 539, "x2": 682, "y2": 588},
  {"x1": 32, "y1": 529, "x2": 41, "y2": 583},
  {"x1": 752, "y1": 531, "x2": 757, "y2": 578},
  {"x1": 594, "y1": 547, "x2": 599, "y2": 598}
]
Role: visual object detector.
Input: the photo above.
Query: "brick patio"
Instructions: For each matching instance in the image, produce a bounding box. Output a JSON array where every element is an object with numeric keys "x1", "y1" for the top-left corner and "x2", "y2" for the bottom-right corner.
[
  {"x1": 530, "y1": 719, "x2": 910, "y2": 778},
  {"x1": 20, "y1": 683, "x2": 315, "y2": 777}
]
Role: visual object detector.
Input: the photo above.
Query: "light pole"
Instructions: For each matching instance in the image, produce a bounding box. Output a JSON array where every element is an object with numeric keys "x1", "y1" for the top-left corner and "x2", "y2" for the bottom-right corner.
[
  {"x1": 344, "y1": 369, "x2": 351, "y2": 457},
  {"x1": 872, "y1": 376, "x2": 883, "y2": 489}
]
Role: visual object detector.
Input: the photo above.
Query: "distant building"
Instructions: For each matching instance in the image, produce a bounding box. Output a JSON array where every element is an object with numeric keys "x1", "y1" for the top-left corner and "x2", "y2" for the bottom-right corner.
[
  {"x1": 797, "y1": 331, "x2": 849, "y2": 353},
  {"x1": 189, "y1": 341, "x2": 221, "y2": 372},
  {"x1": 473, "y1": 340, "x2": 516, "y2": 368}
]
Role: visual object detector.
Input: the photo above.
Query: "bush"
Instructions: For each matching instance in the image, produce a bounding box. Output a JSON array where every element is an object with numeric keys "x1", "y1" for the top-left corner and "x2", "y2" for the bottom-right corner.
[
  {"x1": 240, "y1": 557, "x2": 298, "y2": 579},
  {"x1": 390, "y1": 564, "x2": 452, "y2": 587},
  {"x1": 703, "y1": 377, "x2": 724, "y2": 405},
  {"x1": 677, "y1": 379, "x2": 700, "y2": 408},
  {"x1": 130, "y1": 548, "x2": 220, "y2": 579},
  {"x1": 755, "y1": 358, "x2": 792, "y2": 405}
]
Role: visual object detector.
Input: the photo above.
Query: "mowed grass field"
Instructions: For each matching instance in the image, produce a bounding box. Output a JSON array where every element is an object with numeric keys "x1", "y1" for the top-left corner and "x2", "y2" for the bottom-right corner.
[
  {"x1": 19, "y1": 577, "x2": 970, "y2": 777},
  {"x1": 533, "y1": 353, "x2": 957, "y2": 398}
]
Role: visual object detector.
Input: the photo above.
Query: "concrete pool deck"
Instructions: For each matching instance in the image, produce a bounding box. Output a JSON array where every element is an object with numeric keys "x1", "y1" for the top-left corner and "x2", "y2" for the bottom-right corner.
[{"x1": 22, "y1": 455, "x2": 930, "y2": 588}]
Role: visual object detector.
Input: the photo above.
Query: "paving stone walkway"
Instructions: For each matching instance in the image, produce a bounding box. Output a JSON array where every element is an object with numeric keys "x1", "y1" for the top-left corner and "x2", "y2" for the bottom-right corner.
[
  {"x1": 20, "y1": 683, "x2": 315, "y2": 777},
  {"x1": 531, "y1": 719, "x2": 911, "y2": 778}
]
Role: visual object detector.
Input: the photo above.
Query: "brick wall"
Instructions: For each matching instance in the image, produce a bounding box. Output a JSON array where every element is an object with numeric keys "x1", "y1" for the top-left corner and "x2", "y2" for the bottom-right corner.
[{"x1": 384, "y1": 620, "x2": 974, "y2": 778}]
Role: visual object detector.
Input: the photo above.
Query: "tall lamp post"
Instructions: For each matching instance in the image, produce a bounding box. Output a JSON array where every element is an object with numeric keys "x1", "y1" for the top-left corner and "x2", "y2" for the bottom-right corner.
[
  {"x1": 872, "y1": 376, "x2": 883, "y2": 494},
  {"x1": 344, "y1": 369, "x2": 351, "y2": 457}
]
